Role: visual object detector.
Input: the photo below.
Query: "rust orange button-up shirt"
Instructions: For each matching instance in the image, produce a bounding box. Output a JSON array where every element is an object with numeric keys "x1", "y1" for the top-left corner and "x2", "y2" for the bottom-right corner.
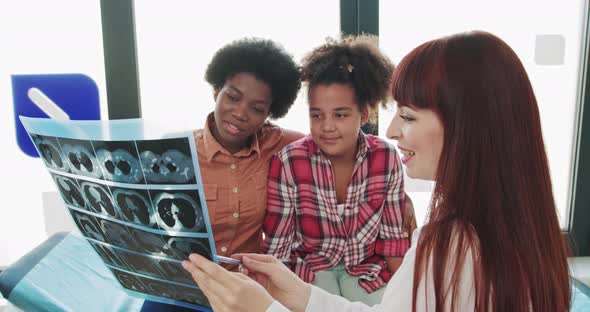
[{"x1": 194, "y1": 113, "x2": 303, "y2": 262}]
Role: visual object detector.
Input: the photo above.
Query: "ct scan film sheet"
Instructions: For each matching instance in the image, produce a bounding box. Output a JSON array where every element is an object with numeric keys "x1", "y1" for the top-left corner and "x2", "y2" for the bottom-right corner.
[{"x1": 21, "y1": 116, "x2": 216, "y2": 311}]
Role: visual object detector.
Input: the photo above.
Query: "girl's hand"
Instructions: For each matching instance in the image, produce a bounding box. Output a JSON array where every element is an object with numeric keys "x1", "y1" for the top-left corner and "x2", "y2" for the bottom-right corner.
[{"x1": 403, "y1": 193, "x2": 418, "y2": 241}]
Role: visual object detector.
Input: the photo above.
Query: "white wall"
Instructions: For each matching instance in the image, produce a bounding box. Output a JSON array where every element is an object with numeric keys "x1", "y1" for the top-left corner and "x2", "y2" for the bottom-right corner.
[
  {"x1": 0, "y1": 1, "x2": 107, "y2": 267},
  {"x1": 379, "y1": 0, "x2": 586, "y2": 227},
  {"x1": 134, "y1": 1, "x2": 340, "y2": 134}
]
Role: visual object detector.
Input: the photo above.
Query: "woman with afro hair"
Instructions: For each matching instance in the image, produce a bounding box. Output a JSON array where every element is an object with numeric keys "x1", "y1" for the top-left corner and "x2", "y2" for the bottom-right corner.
[{"x1": 194, "y1": 37, "x2": 303, "y2": 266}]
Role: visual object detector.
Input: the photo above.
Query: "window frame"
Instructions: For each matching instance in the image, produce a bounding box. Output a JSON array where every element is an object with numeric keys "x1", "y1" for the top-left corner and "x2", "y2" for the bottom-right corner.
[
  {"x1": 100, "y1": 0, "x2": 141, "y2": 119},
  {"x1": 567, "y1": 4, "x2": 590, "y2": 257},
  {"x1": 340, "y1": 0, "x2": 379, "y2": 135}
]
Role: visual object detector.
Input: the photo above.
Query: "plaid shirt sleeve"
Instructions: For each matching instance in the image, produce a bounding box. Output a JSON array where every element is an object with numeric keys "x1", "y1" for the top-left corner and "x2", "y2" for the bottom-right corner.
[
  {"x1": 375, "y1": 150, "x2": 410, "y2": 257},
  {"x1": 262, "y1": 154, "x2": 316, "y2": 283},
  {"x1": 262, "y1": 155, "x2": 300, "y2": 260}
]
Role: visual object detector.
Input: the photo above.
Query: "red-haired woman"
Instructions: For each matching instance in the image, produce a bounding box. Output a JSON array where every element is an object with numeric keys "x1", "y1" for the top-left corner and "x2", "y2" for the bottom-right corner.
[{"x1": 182, "y1": 31, "x2": 571, "y2": 312}]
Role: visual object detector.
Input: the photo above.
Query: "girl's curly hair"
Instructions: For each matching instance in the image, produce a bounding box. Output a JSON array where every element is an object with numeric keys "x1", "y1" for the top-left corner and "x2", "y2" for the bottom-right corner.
[{"x1": 301, "y1": 35, "x2": 394, "y2": 125}]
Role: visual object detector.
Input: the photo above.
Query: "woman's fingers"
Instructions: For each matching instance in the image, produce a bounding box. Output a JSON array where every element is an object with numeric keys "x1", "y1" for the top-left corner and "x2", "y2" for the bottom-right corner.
[
  {"x1": 195, "y1": 254, "x2": 242, "y2": 282},
  {"x1": 233, "y1": 253, "x2": 277, "y2": 264},
  {"x1": 182, "y1": 258, "x2": 216, "y2": 290},
  {"x1": 234, "y1": 271, "x2": 251, "y2": 281},
  {"x1": 238, "y1": 264, "x2": 250, "y2": 275},
  {"x1": 241, "y1": 255, "x2": 279, "y2": 276},
  {"x1": 187, "y1": 254, "x2": 221, "y2": 275},
  {"x1": 231, "y1": 254, "x2": 281, "y2": 285},
  {"x1": 182, "y1": 254, "x2": 276, "y2": 312},
  {"x1": 181, "y1": 259, "x2": 228, "y2": 310},
  {"x1": 181, "y1": 256, "x2": 200, "y2": 276},
  {"x1": 198, "y1": 284, "x2": 226, "y2": 311},
  {"x1": 183, "y1": 254, "x2": 239, "y2": 294}
]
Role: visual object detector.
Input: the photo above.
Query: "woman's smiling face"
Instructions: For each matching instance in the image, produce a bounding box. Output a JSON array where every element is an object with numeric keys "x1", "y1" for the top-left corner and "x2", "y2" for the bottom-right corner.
[{"x1": 386, "y1": 105, "x2": 444, "y2": 181}]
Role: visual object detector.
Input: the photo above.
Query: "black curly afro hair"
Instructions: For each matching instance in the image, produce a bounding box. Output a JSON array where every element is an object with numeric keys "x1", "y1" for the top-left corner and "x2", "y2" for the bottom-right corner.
[
  {"x1": 205, "y1": 38, "x2": 301, "y2": 119},
  {"x1": 301, "y1": 34, "x2": 394, "y2": 122}
]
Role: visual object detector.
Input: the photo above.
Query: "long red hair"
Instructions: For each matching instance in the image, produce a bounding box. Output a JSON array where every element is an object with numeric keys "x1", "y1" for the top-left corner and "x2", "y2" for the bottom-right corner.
[{"x1": 391, "y1": 31, "x2": 570, "y2": 311}]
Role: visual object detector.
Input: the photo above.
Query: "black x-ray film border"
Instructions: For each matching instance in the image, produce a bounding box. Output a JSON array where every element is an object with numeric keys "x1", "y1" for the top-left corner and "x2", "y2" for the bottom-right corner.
[
  {"x1": 87, "y1": 235, "x2": 186, "y2": 264},
  {"x1": 67, "y1": 205, "x2": 208, "y2": 238},
  {"x1": 48, "y1": 167, "x2": 200, "y2": 191},
  {"x1": 52, "y1": 171, "x2": 206, "y2": 232}
]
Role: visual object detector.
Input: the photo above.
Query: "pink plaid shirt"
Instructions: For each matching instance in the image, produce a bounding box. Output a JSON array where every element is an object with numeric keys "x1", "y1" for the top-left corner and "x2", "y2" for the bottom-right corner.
[{"x1": 262, "y1": 133, "x2": 410, "y2": 292}]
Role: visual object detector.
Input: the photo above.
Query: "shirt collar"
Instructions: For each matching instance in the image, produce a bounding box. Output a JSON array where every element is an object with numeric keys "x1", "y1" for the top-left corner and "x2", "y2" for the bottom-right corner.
[
  {"x1": 355, "y1": 131, "x2": 370, "y2": 159},
  {"x1": 201, "y1": 112, "x2": 261, "y2": 162}
]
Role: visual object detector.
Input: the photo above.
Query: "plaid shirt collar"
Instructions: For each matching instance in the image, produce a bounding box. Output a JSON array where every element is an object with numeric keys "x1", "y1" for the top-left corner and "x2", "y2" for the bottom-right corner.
[
  {"x1": 308, "y1": 130, "x2": 370, "y2": 161},
  {"x1": 202, "y1": 112, "x2": 261, "y2": 162}
]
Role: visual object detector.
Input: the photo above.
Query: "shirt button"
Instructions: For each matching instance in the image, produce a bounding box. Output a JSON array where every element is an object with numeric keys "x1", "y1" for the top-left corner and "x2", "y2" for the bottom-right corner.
[
  {"x1": 230, "y1": 164, "x2": 236, "y2": 170},
  {"x1": 220, "y1": 246, "x2": 227, "y2": 253},
  {"x1": 232, "y1": 187, "x2": 238, "y2": 193},
  {"x1": 232, "y1": 212, "x2": 239, "y2": 218}
]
